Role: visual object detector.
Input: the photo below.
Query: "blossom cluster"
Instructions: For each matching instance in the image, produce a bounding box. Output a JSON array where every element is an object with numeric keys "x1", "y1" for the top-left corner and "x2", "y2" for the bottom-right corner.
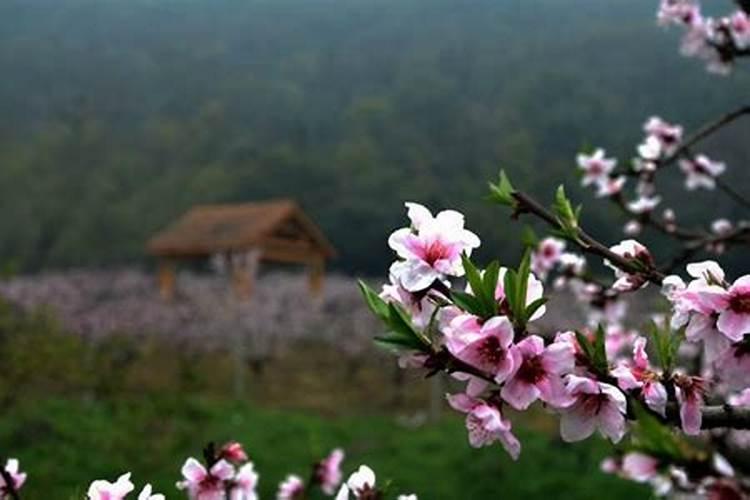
[
  {"x1": 364, "y1": 200, "x2": 750, "y2": 497},
  {"x1": 576, "y1": 112, "x2": 733, "y2": 244},
  {"x1": 658, "y1": 0, "x2": 750, "y2": 74},
  {"x1": 379, "y1": 206, "x2": 626, "y2": 453},
  {"x1": 80, "y1": 442, "x2": 416, "y2": 500},
  {"x1": 664, "y1": 261, "x2": 750, "y2": 385},
  {"x1": 0, "y1": 458, "x2": 26, "y2": 500}
]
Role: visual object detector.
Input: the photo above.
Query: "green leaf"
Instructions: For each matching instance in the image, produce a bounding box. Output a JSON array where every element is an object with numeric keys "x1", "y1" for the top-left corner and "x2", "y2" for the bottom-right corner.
[
  {"x1": 461, "y1": 253, "x2": 484, "y2": 298},
  {"x1": 523, "y1": 297, "x2": 548, "y2": 323},
  {"x1": 574, "y1": 326, "x2": 608, "y2": 375},
  {"x1": 514, "y1": 250, "x2": 531, "y2": 321},
  {"x1": 450, "y1": 291, "x2": 485, "y2": 317},
  {"x1": 552, "y1": 185, "x2": 580, "y2": 239},
  {"x1": 503, "y1": 268, "x2": 517, "y2": 316},
  {"x1": 488, "y1": 170, "x2": 517, "y2": 207},
  {"x1": 648, "y1": 321, "x2": 684, "y2": 374},
  {"x1": 358, "y1": 280, "x2": 389, "y2": 322},
  {"x1": 373, "y1": 333, "x2": 424, "y2": 351},
  {"x1": 574, "y1": 330, "x2": 595, "y2": 361},
  {"x1": 482, "y1": 261, "x2": 501, "y2": 302},
  {"x1": 521, "y1": 225, "x2": 539, "y2": 248},
  {"x1": 592, "y1": 324, "x2": 608, "y2": 374},
  {"x1": 387, "y1": 302, "x2": 417, "y2": 337},
  {"x1": 378, "y1": 302, "x2": 429, "y2": 350},
  {"x1": 630, "y1": 400, "x2": 688, "y2": 460}
]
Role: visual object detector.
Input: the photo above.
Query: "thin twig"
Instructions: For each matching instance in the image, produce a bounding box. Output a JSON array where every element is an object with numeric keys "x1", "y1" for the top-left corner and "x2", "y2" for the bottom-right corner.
[
  {"x1": 661, "y1": 105, "x2": 750, "y2": 169},
  {"x1": 433, "y1": 347, "x2": 750, "y2": 430},
  {"x1": 715, "y1": 177, "x2": 750, "y2": 212},
  {"x1": 659, "y1": 225, "x2": 750, "y2": 273},
  {"x1": 510, "y1": 191, "x2": 666, "y2": 285}
]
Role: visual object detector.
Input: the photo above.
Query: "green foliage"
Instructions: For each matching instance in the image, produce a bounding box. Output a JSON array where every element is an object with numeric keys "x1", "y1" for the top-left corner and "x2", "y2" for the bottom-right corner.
[
  {"x1": 552, "y1": 185, "x2": 582, "y2": 241},
  {"x1": 501, "y1": 250, "x2": 548, "y2": 330},
  {"x1": 1, "y1": 397, "x2": 648, "y2": 499},
  {"x1": 647, "y1": 321, "x2": 684, "y2": 374},
  {"x1": 358, "y1": 281, "x2": 428, "y2": 351},
  {"x1": 0, "y1": 0, "x2": 748, "y2": 274},
  {"x1": 575, "y1": 325, "x2": 609, "y2": 376},
  {"x1": 628, "y1": 401, "x2": 698, "y2": 463},
  {"x1": 521, "y1": 226, "x2": 540, "y2": 249},
  {"x1": 454, "y1": 254, "x2": 500, "y2": 320},
  {"x1": 488, "y1": 170, "x2": 517, "y2": 208}
]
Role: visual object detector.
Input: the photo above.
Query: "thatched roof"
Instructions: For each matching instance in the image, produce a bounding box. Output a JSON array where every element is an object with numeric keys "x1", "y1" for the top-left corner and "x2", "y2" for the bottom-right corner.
[{"x1": 146, "y1": 199, "x2": 336, "y2": 261}]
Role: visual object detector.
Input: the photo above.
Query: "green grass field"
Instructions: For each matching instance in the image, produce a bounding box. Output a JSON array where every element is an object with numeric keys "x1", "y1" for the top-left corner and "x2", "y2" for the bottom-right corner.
[{"x1": 2, "y1": 396, "x2": 647, "y2": 499}]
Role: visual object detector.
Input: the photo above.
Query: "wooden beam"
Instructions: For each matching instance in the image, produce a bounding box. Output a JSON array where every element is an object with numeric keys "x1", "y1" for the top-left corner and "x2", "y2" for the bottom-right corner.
[
  {"x1": 308, "y1": 255, "x2": 325, "y2": 296},
  {"x1": 157, "y1": 259, "x2": 176, "y2": 301}
]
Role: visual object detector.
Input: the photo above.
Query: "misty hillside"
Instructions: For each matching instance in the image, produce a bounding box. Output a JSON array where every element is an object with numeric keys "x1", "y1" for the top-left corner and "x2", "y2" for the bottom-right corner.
[{"x1": 0, "y1": 0, "x2": 748, "y2": 274}]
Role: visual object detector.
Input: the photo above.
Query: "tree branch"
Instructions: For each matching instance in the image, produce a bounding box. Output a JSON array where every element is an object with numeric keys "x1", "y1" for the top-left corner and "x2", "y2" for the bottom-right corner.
[
  {"x1": 666, "y1": 404, "x2": 750, "y2": 431},
  {"x1": 659, "y1": 224, "x2": 750, "y2": 273},
  {"x1": 431, "y1": 347, "x2": 750, "y2": 431},
  {"x1": 660, "y1": 105, "x2": 750, "y2": 169},
  {"x1": 715, "y1": 177, "x2": 750, "y2": 212},
  {"x1": 510, "y1": 190, "x2": 666, "y2": 286}
]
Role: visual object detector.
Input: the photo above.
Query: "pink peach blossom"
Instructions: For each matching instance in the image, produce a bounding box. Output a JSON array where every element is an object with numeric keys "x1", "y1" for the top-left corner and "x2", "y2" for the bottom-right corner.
[
  {"x1": 643, "y1": 117, "x2": 683, "y2": 155},
  {"x1": 577, "y1": 149, "x2": 617, "y2": 187},
  {"x1": 679, "y1": 155, "x2": 725, "y2": 190},
  {"x1": 220, "y1": 441, "x2": 249, "y2": 463},
  {"x1": 232, "y1": 463, "x2": 259, "y2": 500},
  {"x1": 605, "y1": 239, "x2": 653, "y2": 291},
  {"x1": 594, "y1": 176, "x2": 626, "y2": 198},
  {"x1": 447, "y1": 393, "x2": 520, "y2": 459},
  {"x1": 177, "y1": 458, "x2": 235, "y2": 500},
  {"x1": 276, "y1": 475, "x2": 304, "y2": 500},
  {"x1": 559, "y1": 375, "x2": 628, "y2": 443},
  {"x1": 315, "y1": 448, "x2": 345, "y2": 495},
  {"x1": 0, "y1": 459, "x2": 26, "y2": 497},
  {"x1": 674, "y1": 375, "x2": 705, "y2": 435},
  {"x1": 715, "y1": 343, "x2": 750, "y2": 391},
  {"x1": 137, "y1": 485, "x2": 165, "y2": 500},
  {"x1": 388, "y1": 202, "x2": 480, "y2": 291},
  {"x1": 621, "y1": 452, "x2": 660, "y2": 483},
  {"x1": 532, "y1": 237, "x2": 566, "y2": 277},
  {"x1": 87, "y1": 473, "x2": 135, "y2": 500},
  {"x1": 611, "y1": 337, "x2": 668, "y2": 416},
  {"x1": 501, "y1": 335, "x2": 574, "y2": 410},
  {"x1": 730, "y1": 10, "x2": 750, "y2": 49},
  {"x1": 335, "y1": 465, "x2": 377, "y2": 500},
  {"x1": 445, "y1": 315, "x2": 516, "y2": 383},
  {"x1": 715, "y1": 276, "x2": 750, "y2": 341}
]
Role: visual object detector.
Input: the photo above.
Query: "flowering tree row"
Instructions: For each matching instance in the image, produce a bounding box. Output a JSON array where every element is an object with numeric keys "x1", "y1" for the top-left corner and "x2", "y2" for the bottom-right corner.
[
  {"x1": 0, "y1": 444, "x2": 417, "y2": 500},
  {"x1": 362, "y1": 1, "x2": 750, "y2": 498},
  {"x1": 0, "y1": 270, "x2": 380, "y2": 360}
]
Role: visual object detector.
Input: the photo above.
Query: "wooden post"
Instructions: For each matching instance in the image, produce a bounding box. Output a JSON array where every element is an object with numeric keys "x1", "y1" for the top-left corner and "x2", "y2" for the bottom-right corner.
[
  {"x1": 231, "y1": 249, "x2": 261, "y2": 300},
  {"x1": 229, "y1": 249, "x2": 260, "y2": 399},
  {"x1": 308, "y1": 254, "x2": 325, "y2": 296},
  {"x1": 231, "y1": 259, "x2": 251, "y2": 300},
  {"x1": 157, "y1": 259, "x2": 176, "y2": 300}
]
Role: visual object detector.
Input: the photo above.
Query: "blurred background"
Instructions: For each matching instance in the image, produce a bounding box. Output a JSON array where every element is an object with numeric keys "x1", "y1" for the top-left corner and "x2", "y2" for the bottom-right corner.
[{"x1": 0, "y1": 0, "x2": 748, "y2": 497}]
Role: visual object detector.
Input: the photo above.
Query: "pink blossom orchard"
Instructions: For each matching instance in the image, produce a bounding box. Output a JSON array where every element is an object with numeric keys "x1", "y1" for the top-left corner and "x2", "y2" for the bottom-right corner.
[{"x1": 361, "y1": 1, "x2": 750, "y2": 497}]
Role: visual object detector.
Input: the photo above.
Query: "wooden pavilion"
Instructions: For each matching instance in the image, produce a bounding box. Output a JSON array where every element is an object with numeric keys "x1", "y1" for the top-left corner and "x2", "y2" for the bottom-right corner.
[{"x1": 146, "y1": 199, "x2": 336, "y2": 299}]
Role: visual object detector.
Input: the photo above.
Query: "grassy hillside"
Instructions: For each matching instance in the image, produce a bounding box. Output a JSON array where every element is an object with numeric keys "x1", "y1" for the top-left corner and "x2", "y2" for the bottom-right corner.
[
  {"x1": 0, "y1": 0, "x2": 748, "y2": 274},
  {"x1": 3, "y1": 397, "x2": 647, "y2": 499}
]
